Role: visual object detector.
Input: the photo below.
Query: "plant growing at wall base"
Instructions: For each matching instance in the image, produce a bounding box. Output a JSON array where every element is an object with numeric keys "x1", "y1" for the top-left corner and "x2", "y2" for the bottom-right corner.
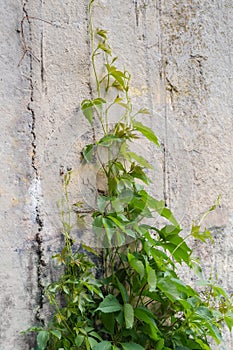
[{"x1": 25, "y1": 1, "x2": 233, "y2": 349}]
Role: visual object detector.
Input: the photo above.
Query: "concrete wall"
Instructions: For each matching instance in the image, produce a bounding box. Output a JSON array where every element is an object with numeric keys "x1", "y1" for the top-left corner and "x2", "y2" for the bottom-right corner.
[{"x1": 0, "y1": 0, "x2": 232, "y2": 349}]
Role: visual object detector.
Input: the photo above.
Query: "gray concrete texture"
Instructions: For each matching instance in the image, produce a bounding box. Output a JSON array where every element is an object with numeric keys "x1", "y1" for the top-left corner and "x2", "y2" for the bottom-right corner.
[{"x1": 0, "y1": 0, "x2": 232, "y2": 348}]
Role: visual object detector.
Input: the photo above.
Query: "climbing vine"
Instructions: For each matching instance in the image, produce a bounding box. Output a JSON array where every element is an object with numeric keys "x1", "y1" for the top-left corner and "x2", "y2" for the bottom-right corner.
[{"x1": 25, "y1": 1, "x2": 233, "y2": 349}]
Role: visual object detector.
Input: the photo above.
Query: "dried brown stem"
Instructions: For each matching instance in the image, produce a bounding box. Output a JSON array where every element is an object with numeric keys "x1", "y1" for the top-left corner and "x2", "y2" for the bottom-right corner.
[{"x1": 18, "y1": 16, "x2": 54, "y2": 66}]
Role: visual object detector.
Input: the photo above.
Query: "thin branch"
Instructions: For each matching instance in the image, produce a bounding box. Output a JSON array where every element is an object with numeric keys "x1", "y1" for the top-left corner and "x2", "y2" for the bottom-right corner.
[{"x1": 18, "y1": 16, "x2": 54, "y2": 66}]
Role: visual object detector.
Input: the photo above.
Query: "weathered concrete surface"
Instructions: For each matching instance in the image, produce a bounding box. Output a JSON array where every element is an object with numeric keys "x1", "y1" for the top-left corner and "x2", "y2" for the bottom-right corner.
[
  {"x1": 0, "y1": 0, "x2": 41, "y2": 349},
  {"x1": 0, "y1": 0, "x2": 233, "y2": 349}
]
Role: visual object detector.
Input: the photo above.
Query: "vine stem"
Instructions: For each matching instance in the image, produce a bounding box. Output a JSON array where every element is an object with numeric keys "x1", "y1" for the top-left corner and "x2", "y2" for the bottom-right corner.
[
  {"x1": 166, "y1": 313, "x2": 184, "y2": 333},
  {"x1": 171, "y1": 197, "x2": 221, "y2": 260},
  {"x1": 47, "y1": 295, "x2": 73, "y2": 334},
  {"x1": 88, "y1": 2, "x2": 101, "y2": 98},
  {"x1": 170, "y1": 232, "x2": 192, "y2": 259},
  {"x1": 135, "y1": 283, "x2": 147, "y2": 308}
]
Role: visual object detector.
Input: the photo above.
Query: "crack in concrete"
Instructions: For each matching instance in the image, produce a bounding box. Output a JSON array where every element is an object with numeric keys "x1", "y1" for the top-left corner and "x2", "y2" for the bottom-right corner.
[
  {"x1": 23, "y1": 0, "x2": 45, "y2": 327},
  {"x1": 86, "y1": 4, "x2": 96, "y2": 144},
  {"x1": 40, "y1": 0, "x2": 47, "y2": 95},
  {"x1": 165, "y1": 79, "x2": 178, "y2": 109},
  {"x1": 134, "y1": 0, "x2": 139, "y2": 27},
  {"x1": 40, "y1": 28, "x2": 44, "y2": 83},
  {"x1": 156, "y1": 0, "x2": 170, "y2": 208}
]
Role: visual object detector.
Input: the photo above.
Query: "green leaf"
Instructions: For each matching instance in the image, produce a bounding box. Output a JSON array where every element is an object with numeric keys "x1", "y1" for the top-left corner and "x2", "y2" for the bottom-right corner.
[
  {"x1": 116, "y1": 309, "x2": 124, "y2": 326},
  {"x1": 101, "y1": 313, "x2": 115, "y2": 334},
  {"x1": 89, "y1": 331, "x2": 102, "y2": 341},
  {"x1": 115, "y1": 231, "x2": 126, "y2": 247},
  {"x1": 146, "y1": 264, "x2": 157, "y2": 292},
  {"x1": 224, "y1": 312, "x2": 233, "y2": 331},
  {"x1": 93, "y1": 97, "x2": 107, "y2": 113},
  {"x1": 114, "y1": 96, "x2": 129, "y2": 108},
  {"x1": 81, "y1": 99, "x2": 94, "y2": 126},
  {"x1": 62, "y1": 285, "x2": 69, "y2": 294},
  {"x1": 97, "y1": 29, "x2": 108, "y2": 40},
  {"x1": 195, "y1": 306, "x2": 213, "y2": 320},
  {"x1": 137, "y1": 107, "x2": 151, "y2": 115},
  {"x1": 93, "y1": 341, "x2": 112, "y2": 350},
  {"x1": 108, "y1": 215, "x2": 127, "y2": 233},
  {"x1": 37, "y1": 331, "x2": 49, "y2": 350},
  {"x1": 97, "y1": 195, "x2": 109, "y2": 212},
  {"x1": 97, "y1": 294, "x2": 122, "y2": 313},
  {"x1": 126, "y1": 151, "x2": 153, "y2": 169},
  {"x1": 172, "y1": 278, "x2": 195, "y2": 297},
  {"x1": 211, "y1": 284, "x2": 229, "y2": 299},
  {"x1": 126, "y1": 229, "x2": 136, "y2": 238},
  {"x1": 98, "y1": 42, "x2": 112, "y2": 54},
  {"x1": 111, "y1": 198, "x2": 124, "y2": 213},
  {"x1": 160, "y1": 276, "x2": 195, "y2": 302},
  {"x1": 21, "y1": 326, "x2": 43, "y2": 334},
  {"x1": 163, "y1": 242, "x2": 190, "y2": 265},
  {"x1": 98, "y1": 135, "x2": 122, "y2": 146},
  {"x1": 134, "y1": 307, "x2": 158, "y2": 341},
  {"x1": 102, "y1": 217, "x2": 115, "y2": 243},
  {"x1": 75, "y1": 334, "x2": 85, "y2": 346},
  {"x1": 186, "y1": 339, "x2": 202, "y2": 349},
  {"x1": 124, "y1": 303, "x2": 134, "y2": 329},
  {"x1": 157, "y1": 277, "x2": 182, "y2": 301},
  {"x1": 114, "y1": 96, "x2": 123, "y2": 103},
  {"x1": 150, "y1": 247, "x2": 174, "y2": 267},
  {"x1": 92, "y1": 215, "x2": 104, "y2": 236},
  {"x1": 86, "y1": 337, "x2": 91, "y2": 350},
  {"x1": 159, "y1": 224, "x2": 181, "y2": 238},
  {"x1": 134, "y1": 307, "x2": 156, "y2": 325},
  {"x1": 121, "y1": 343, "x2": 144, "y2": 350},
  {"x1": 130, "y1": 165, "x2": 150, "y2": 184},
  {"x1": 82, "y1": 244, "x2": 100, "y2": 257},
  {"x1": 118, "y1": 189, "x2": 134, "y2": 204},
  {"x1": 88, "y1": 337, "x2": 98, "y2": 349},
  {"x1": 195, "y1": 339, "x2": 211, "y2": 350},
  {"x1": 82, "y1": 144, "x2": 94, "y2": 163},
  {"x1": 204, "y1": 322, "x2": 222, "y2": 343},
  {"x1": 155, "y1": 339, "x2": 164, "y2": 350},
  {"x1": 159, "y1": 208, "x2": 179, "y2": 228},
  {"x1": 93, "y1": 97, "x2": 107, "y2": 106},
  {"x1": 116, "y1": 278, "x2": 128, "y2": 303},
  {"x1": 84, "y1": 282, "x2": 103, "y2": 298},
  {"x1": 128, "y1": 253, "x2": 145, "y2": 280},
  {"x1": 133, "y1": 121, "x2": 159, "y2": 146},
  {"x1": 112, "y1": 80, "x2": 124, "y2": 91},
  {"x1": 142, "y1": 192, "x2": 179, "y2": 227},
  {"x1": 50, "y1": 329, "x2": 61, "y2": 340},
  {"x1": 105, "y1": 64, "x2": 116, "y2": 73},
  {"x1": 111, "y1": 71, "x2": 126, "y2": 89},
  {"x1": 191, "y1": 225, "x2": 213, "y2": 242}
]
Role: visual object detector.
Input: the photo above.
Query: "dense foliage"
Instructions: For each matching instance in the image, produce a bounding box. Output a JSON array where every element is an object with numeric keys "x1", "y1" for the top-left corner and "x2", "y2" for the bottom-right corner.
[{"x1": 26, "y1": 1, "x2": 233, "y2": 349}]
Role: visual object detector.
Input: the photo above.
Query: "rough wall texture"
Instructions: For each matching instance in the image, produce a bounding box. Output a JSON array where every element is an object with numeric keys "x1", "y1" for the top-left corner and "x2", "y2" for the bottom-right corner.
[{"x1": 0, "y1": 0, "x2": 233, "y2": 349}]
